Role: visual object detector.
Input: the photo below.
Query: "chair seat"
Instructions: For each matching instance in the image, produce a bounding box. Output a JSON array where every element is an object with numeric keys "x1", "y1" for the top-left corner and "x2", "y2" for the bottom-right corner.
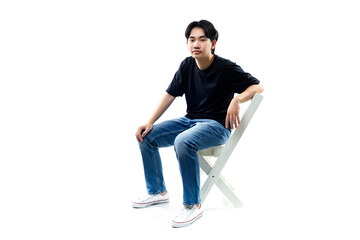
[{"x1": 198, "y1": 145, "x2": 223, "y2": 158}]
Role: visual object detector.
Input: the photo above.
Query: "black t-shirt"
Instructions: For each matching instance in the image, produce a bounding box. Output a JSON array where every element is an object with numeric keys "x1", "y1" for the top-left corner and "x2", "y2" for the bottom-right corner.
[{"x1": 166, "y1": 55, "x2": 260, "y2": 127}]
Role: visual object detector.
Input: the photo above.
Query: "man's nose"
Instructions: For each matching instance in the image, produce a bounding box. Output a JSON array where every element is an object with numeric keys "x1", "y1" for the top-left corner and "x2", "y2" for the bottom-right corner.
[
  {"x1": 192, "y1": 40, "x2": 200, "y2": 48},
  {"x1": 193, "y1": 42, "x2": 200, "y2": 48}
]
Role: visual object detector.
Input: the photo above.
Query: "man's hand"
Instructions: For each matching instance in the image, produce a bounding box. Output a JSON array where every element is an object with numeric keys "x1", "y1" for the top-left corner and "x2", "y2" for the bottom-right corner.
[
  {"x1": 225, "y1": 84, "x2": 264, "y2": 129},
  {"x1": 135, "y1": 122, "x2": 153, "y2": 142},
  {"x1": 135, "y1": 93, "x2": 176, "y2": 142},
  {"x1": 225, "y1": 98, "x2": 240, "y2": 130}
]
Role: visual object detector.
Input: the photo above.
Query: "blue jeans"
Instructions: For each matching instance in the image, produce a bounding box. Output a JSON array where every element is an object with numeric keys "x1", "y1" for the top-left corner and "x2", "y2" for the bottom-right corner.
[{"x1": 138, "y1": 117, "x2": 231, "y2": 206}]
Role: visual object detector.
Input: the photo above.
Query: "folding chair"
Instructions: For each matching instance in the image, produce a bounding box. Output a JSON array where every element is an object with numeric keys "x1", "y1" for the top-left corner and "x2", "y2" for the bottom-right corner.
[{"x1": 197, "y1": 93, "x2": 263, "y2": 207}]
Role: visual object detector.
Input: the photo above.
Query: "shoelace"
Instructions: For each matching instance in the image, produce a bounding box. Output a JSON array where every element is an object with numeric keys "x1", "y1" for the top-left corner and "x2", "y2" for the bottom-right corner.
[
  {"x1": 177, "y1": 206, "x2": 196, "y2": 219},
  {"x1": 141, "y1": 194, "x2": 156, "y2": 203}
]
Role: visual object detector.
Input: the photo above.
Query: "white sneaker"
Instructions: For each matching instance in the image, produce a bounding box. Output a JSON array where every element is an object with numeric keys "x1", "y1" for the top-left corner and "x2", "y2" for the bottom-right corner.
[
  {"x1": 132, "y1": 192, "x2": 169, "y2": 208},
  {"x1": 172, "y1": 205, "x2": 204, "y2": 228}
]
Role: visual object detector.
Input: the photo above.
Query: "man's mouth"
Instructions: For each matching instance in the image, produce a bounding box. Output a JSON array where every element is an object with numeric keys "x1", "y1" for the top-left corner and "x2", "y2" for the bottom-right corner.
[{"x1": 193, "y1": 50, "x2": 201, "y2": 54}]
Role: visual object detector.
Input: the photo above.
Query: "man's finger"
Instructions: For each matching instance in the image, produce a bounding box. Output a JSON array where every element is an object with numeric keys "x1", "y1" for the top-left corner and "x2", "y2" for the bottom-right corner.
[
  {"x1": 142, "y1": 126, "x2": 152, "y2": 138},
  {"x1": 230, "y1": 115, "x2": 235, "y2": 129},
  {"x1": 142, "y1": 129, "x2": 149, "y2": 137},
  {"x1": 135, "y1": 128, "x2": 144, "y2": 142},
  {"x1": 136, "y1": 133, "x2": 143, "y2": 142}
]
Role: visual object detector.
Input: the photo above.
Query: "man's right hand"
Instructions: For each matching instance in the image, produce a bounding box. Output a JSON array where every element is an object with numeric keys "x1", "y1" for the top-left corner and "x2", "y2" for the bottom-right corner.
[
  {"x1": 135, "y1": 93, "x2": 176, "y2": 143},
  {"x1": 135, "y1": 123, "x2": 153, "y2": 142}
]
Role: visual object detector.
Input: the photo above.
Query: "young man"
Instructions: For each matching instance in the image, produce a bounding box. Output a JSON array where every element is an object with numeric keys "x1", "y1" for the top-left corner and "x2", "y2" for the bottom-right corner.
[{"x1": 133, "y1": 20, "x2": 264, "y2": 228}]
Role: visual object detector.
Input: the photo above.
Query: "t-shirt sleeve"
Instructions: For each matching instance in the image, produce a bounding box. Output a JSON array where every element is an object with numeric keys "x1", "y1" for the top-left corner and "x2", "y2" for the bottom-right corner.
[
  {"x1": 166, "y1": 60, "x2": 186, "y2": 97},
  {"x1": 228, "y1": 63, "x2": 260, "y2": 94}
]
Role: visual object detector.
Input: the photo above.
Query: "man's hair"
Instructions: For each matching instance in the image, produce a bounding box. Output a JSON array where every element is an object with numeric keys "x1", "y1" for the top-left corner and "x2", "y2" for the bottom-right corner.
[{"x1": 185, "y1": 20, "x2": 219, "y2": 54}]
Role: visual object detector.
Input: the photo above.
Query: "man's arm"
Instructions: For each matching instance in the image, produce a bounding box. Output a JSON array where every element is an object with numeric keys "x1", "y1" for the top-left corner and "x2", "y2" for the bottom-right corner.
[
  {"x1": 225, "y1": 84, "x2": 264, "y2": 129},
  {"x1": 135, "y1": 92, "x2": 176, "y2": 142}
]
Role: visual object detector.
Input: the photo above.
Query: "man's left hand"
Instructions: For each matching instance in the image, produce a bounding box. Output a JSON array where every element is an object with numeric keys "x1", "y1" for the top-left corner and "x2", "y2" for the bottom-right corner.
[{"x1": 225, "y1": 98, "x2": 240, "y2": 129}]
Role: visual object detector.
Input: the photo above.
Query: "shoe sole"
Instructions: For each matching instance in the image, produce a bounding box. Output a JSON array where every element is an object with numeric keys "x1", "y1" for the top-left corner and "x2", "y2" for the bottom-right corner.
[
  {"x1": 132, "y1": 199, "x2": 170, "y2": 208},
  {"x1": 172, "y1": 211, "x2": 204, "y2": 228}
]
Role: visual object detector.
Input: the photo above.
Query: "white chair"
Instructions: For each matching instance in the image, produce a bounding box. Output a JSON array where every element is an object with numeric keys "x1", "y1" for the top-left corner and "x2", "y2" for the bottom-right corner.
[{"x1": 197, "y1": 93, "x2": 263, "y2": 207}]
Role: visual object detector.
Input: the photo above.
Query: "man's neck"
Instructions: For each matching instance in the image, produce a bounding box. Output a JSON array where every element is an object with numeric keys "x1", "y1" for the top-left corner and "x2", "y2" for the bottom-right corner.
[{"x1": 195, "y1": 54, "x2": 215, "y2": 70}]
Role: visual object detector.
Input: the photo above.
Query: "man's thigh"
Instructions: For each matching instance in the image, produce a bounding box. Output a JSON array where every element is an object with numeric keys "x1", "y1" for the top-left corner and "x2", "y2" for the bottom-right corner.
[
  {"x1": 145, "y1": 117, "x2": 190, "y2": 148},
  {"x1": 175, "y1": 119, "x2": 231, "y2": 151}
]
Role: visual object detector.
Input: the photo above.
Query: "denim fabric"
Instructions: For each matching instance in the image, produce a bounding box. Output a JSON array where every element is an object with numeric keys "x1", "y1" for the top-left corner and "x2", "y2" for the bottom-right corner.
[{"x1": 138, "y1": 117, "x2": 230, "y2": 205}]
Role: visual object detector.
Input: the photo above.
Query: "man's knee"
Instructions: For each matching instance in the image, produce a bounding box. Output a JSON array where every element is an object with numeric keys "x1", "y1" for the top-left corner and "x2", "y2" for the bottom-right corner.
[
  {"x1": 174, "y1": 135, "x2": 197, "y2": 154},
  {"x1": 138, "y1": 130, "x2": 157, "y2": 149}
]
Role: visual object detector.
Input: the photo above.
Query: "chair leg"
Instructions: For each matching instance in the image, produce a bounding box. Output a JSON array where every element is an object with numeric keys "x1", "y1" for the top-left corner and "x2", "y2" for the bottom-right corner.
[
  {"x1": 197, "y1": 94, "x2": 263, "y2": 208},
  {"x1": 198, "y1": 154, "x2": 243, "y2": 207}
]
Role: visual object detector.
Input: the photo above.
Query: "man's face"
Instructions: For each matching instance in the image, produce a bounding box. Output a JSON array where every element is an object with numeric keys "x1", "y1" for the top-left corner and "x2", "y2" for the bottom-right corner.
[{"x1": 187, "y1": 27, "x2": 216, "y2": 60}]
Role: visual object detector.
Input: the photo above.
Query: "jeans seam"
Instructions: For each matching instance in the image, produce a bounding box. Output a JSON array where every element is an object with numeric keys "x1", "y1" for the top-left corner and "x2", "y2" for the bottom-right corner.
[
  {"x1": 180, "y1": 132, "x2": 208, "y2": 205},
  {"x1": 152, "y1": 149, "x2": 161, "y2": 193}
]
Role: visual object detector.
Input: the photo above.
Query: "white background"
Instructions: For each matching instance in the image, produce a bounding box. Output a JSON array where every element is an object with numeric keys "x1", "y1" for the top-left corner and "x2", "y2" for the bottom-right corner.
[{"x1": 1, "y1": 0, "x2": 359, "y2": 239}]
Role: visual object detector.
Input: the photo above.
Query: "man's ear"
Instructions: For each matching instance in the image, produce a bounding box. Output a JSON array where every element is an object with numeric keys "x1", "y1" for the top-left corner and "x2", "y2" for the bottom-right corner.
[{"x1": 211, "y1": 40, "x2": 217, "y2": 49}]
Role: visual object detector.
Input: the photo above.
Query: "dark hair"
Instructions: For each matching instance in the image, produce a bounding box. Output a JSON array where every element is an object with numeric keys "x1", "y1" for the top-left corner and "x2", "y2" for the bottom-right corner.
[{"x1": 185, "y1": 20, "x2": 219, "y2": 54}]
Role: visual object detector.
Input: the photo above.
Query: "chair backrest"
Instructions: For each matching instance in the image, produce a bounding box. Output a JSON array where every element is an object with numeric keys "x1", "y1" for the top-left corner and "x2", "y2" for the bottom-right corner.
[
  {"x1": 213, "y1": 93, "x2": 263, "y2": 169},
  {"x1": 232, "y1": 93, "x2": 263, "y2": 143},
  {"x1": 198, "y1": 93, "x2": 263, "y2": 158}
]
